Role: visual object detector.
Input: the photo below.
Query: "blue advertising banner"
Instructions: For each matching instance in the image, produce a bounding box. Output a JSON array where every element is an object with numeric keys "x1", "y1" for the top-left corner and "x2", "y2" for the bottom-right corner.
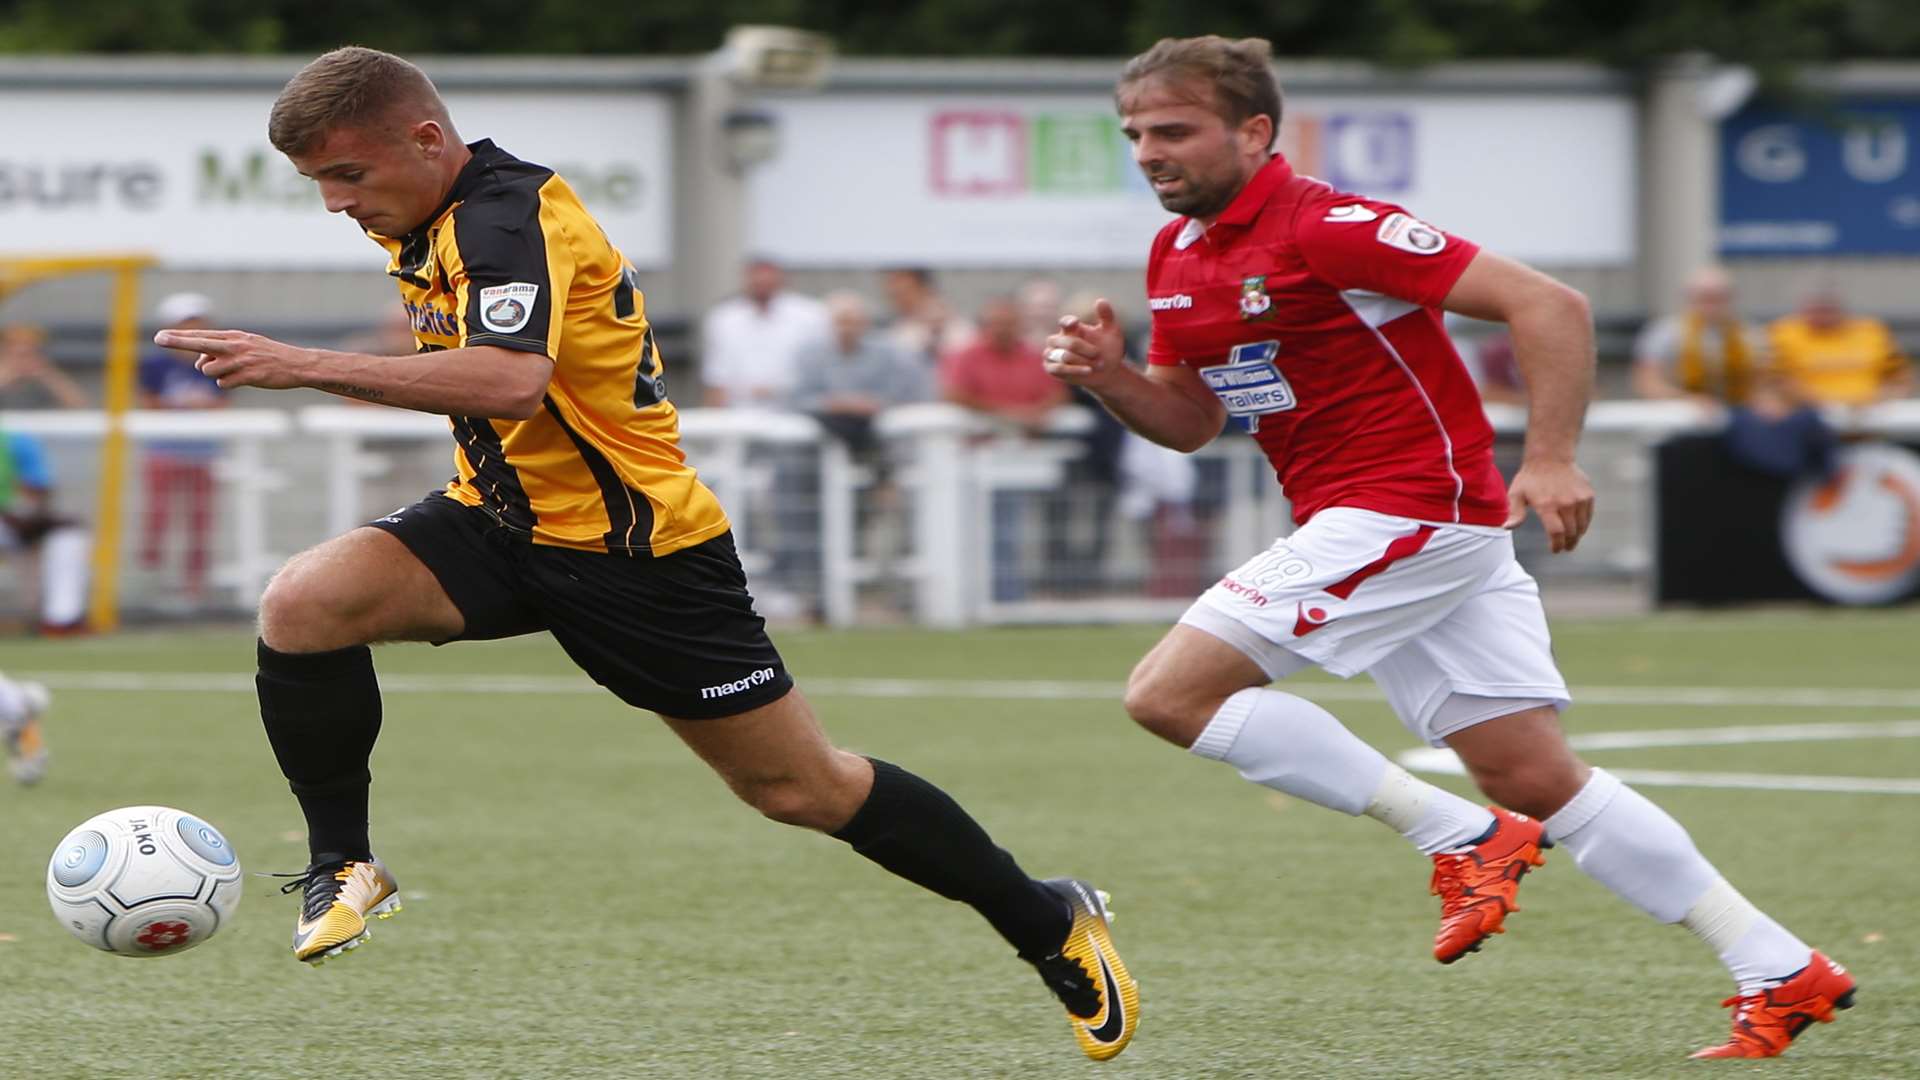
[{"x1": 1720, "y1": 99, "x2": 1920, "y2": 255}]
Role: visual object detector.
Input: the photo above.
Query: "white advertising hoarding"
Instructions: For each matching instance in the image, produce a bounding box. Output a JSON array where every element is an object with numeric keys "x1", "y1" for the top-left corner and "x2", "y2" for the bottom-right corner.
[
  {"x1": 748, "y1": 93, "x2": 1635, "y2": 266},
  {"x1": 0, "y1": 89, "x2": 672, "y2": 267}
]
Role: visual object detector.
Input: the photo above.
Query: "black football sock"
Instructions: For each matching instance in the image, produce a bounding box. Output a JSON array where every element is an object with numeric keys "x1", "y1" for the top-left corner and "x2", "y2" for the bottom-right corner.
[
  {"x1": 832, "y1": 757, "x2": 1072, "y2": 959},
  {"x1": 256, "y1": 639, "x2": 381, "y2": 863}
]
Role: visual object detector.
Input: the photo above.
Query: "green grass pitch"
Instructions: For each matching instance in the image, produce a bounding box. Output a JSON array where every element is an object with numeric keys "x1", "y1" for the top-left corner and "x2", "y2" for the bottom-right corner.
[{"x1": 2, "y1": 612, "x2": 1916, "y2": 1079}]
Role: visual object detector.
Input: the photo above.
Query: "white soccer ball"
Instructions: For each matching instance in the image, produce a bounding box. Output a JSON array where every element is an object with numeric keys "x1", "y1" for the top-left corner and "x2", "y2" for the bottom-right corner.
[{"x1": 46, "y1": 805, "x2": 243, "y2": 957}]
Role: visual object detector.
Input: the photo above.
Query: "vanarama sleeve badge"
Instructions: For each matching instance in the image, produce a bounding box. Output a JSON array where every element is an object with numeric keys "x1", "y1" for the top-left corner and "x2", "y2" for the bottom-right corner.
[
  {"x1": 478, "y1": 283, "x2": 540, "y2": 334},
  {"x1": 1375, "y1": 213, "x2": 1447, "y2": 255}
]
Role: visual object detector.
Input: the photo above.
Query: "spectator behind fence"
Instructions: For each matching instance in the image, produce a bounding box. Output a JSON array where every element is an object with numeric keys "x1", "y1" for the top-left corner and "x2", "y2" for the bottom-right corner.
[
  {"x1": 882, "y1": 266, "x2": 973, "y2": 369},
  {"x1": 792, "y1": 291, "x2": 929, "y2": 454},
  {"x1": 1632, "y1": 266, "x2": 1763, "y2": 414},
  {"x1": 1768, "y1": 284, "x2": 1914, "y2": 408},
  {"x1": 700, "y1": 257, "x2": 828, "y2": 408},
  {"x1": 940, "y1": 295, "x2": 1068, "y2": 432},
  {"x1": 1635, "y1": 271, "x2": 1834, "y2": 481},
  {"x1": 942, "y1": 296, "x2": 1071, "y2": 602},
  {"x1": 1059, "y1": 289, "x2": 1210, "y2": 599},
  {"x1": 0, "y1": 324, "x2": 90, "y2": 409},
  {"x1": 700, "y1": 259, "x2": 828, "y2": 615},
  {"x1": 1052, "y1": 291, "x2": 1135, "y2": 594},
  {"x1": 0, "y1": 427, "x2": 90, "y2": 634},
  {"x1": 1469, "y1": 334, "x2": 1528, "y2": 406},
  {"x1": 793, "y1": 292, "x2": 929, "y2": 586},
  {"x1": 139, "y1": 292, "x2": 230, "y2": 606},
  {"x1": 1019, "y1": 279, "x2": 1064, "y2": 346},
  {"x1": 1441, "y1": 313, "x2": 1528, "y2": 408}
]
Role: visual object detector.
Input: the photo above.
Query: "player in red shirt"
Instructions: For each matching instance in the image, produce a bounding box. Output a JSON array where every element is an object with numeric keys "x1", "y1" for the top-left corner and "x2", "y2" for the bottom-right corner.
[{"x1": 1045, "y1": 36, "x2": 1853, "y2": 1061}]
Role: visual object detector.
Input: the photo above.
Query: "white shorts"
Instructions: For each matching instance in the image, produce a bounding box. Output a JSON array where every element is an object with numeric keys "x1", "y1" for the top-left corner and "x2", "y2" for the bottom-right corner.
[{"x1": 1181, "y1": 507, "x2": 1571, "y2": 746}]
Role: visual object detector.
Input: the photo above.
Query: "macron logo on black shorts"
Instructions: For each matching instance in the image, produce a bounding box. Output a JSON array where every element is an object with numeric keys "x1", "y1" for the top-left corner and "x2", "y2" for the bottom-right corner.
[{"x1": 700, "y1": 667, "x2": 778, "y2": 701}]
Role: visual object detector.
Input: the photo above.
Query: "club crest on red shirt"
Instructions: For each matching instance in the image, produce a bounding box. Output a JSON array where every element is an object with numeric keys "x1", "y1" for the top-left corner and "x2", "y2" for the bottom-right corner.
[{"x1": 1239, "y1": 275, "x2": 1274, "y2": 320}]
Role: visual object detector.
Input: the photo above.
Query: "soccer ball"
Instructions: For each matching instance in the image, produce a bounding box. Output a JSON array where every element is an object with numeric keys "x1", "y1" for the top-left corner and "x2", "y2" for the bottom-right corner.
[{"x1": 46, "y1": 805, "x2": 243, "y2": 957}]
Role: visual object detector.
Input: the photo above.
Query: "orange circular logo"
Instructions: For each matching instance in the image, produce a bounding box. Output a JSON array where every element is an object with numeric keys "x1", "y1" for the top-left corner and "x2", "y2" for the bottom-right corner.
[{"x1": 1782, "y1": 443, "x2": 1920, "y2": 604}]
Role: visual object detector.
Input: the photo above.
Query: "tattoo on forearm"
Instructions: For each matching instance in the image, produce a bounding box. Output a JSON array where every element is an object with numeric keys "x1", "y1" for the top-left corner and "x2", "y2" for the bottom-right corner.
[{"x1": 315, "y1": 381, "x2": 386, "y2": 402}]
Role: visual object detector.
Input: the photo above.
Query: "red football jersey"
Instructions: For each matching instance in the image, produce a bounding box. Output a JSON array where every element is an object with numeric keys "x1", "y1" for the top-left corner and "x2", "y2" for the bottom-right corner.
[{"x1": 1146, "y1": 155, "x2": 1508, "y2": 528}]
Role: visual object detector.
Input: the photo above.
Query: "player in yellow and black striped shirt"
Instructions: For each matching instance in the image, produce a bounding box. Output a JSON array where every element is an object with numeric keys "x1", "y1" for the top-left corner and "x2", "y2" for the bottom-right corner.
[
  {"x1": 372, "y1": 136, "x2": 728, "y2": 555},
  {"x1": 153, "y1": 46, "x2": 1136, "y2": 1060}
]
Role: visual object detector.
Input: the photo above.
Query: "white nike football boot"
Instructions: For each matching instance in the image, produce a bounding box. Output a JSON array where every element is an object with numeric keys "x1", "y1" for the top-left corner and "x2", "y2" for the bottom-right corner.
[{"x1": 280, "y1": 855, "x2": 402, "y2": 964}]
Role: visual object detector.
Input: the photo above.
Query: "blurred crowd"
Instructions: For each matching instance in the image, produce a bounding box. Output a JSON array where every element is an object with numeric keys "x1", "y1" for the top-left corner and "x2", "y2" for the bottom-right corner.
[
  {"x1": 0, "y1": 291, "x2": 232, "y2": 630},
  {"x1": 696, "y1": 260, "x2": 1218, "y2": 613},
  {"x1": 1628, "y1": 269, "x2": 1911, "y2": 481},
  {"x1": 1456, "y1": 267, "x2": 1912, "y2": 484},
  {"x1": 0, "y1": 260, "x2": 1912, "y2": 627},
  {"x1": 1447, "y1": 269, "x2": 1913, "y2": 420}
]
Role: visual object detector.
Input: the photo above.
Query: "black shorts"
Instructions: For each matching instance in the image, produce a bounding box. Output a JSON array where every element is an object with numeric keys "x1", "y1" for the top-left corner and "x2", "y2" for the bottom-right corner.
[{"x1": 369, "y1": 493, "x2": 792, "y2": 719}]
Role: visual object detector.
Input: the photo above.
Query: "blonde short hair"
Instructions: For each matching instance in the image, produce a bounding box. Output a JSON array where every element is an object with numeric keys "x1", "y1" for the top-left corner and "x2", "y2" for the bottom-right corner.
[{"x1": 268, "y1": 46, "x2": 453, "y2": 155}]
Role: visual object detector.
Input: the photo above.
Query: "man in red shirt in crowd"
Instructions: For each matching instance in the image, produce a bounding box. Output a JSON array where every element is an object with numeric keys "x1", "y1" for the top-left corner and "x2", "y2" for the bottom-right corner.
[
  {"x1": 1045, "y1": 35, "x2": 1853, "y2": 1061},
  {"x1": 941, "y1": 294, "x2": 1068, "y2": 428},
  {"x1": 942, "y1": 295, "x2": 1073, "y2": 600}
]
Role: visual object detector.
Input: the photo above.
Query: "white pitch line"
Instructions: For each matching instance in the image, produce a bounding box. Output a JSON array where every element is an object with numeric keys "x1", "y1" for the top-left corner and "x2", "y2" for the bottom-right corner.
[
  {"x1": 1398, "y1": 719, "x2": 1920, "y2": 796},
  {"x1": 1597, "y1": 769, "x2": 1920, "y2": 795},
  {"x1": 1556, "y1": 686, "x2": 1920, "y2": 709},
  {"x1": 20, "y1": 670, "x2": 1920, "y2": 710},
  {"x1": 26, "y1": 669, "x2": 1920, "y2": 795},
  {"x1": 1569, "y1": 718, "x2": 1920, "y2": 750}
]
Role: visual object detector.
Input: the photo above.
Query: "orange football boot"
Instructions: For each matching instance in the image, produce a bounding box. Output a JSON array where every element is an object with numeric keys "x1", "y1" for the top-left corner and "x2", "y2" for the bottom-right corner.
[
  {"x1": 1429, "y1": 807, "x2": 1549, "y2": 964},
  {"x1": 1691, "y1": 951, "x2": 1856, "y2": 1059}
]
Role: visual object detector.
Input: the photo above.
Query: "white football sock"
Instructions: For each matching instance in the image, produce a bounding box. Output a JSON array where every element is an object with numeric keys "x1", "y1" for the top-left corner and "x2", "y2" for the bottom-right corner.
[
  {"x1": 1545, "y1": 768, "x2": 1810, "y2": 993},
  {"x1": 1364, "y1": 762, "x2": 1498, "y2": 855},
  {"x1": 1190, "y1": 688, "x2": 1493, "y2": 851},
  {"x1": 40, "y1": 527, "x2": 90, "y2": 626}
]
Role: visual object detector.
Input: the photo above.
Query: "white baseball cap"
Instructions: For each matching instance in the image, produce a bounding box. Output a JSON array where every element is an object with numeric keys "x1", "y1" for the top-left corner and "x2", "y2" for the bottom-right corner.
[{"x1": 155, "y1": 292, "x2": 214, "y2": 325}]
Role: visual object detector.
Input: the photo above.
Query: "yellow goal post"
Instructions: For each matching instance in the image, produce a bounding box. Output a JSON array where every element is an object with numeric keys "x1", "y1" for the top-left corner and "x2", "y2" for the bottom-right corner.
[{"x1": 0, "y1": 254, "x2": 156, "y2": 632}]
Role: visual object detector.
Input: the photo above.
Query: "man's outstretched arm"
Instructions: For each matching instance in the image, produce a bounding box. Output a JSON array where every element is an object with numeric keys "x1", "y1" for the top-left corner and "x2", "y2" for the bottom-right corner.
[
  {"x1": 154, "y1": 328, "x2": 553, "y2": 420},
  {"x1": 1043, "y1": 298, "x2": 1226, "y2": 453}
]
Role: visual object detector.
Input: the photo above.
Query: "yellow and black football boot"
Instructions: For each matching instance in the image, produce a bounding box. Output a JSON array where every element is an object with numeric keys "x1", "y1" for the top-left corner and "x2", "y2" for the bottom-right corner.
[{"x1": 1028, "y1": 878, "x2": 1140, "y2": 1061}]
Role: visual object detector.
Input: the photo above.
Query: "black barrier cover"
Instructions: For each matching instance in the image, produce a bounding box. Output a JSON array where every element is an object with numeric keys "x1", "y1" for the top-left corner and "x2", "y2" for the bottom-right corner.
[
  {"x1": 1656, "y1": 434, "x2": 1810, "y2": 604},
  {"x1": 1655, "y1": 433, "x2": 1920, "y2": 605}
]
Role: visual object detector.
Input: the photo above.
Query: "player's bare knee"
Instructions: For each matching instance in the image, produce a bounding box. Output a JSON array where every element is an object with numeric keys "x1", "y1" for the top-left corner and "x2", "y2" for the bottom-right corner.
[
  {"x1": 1121, "y1": 673, "x2": 1169, "y2": 735},
  {"x1": 732, "y1": 770, "x2": 853, "y2": 831},
  {"x1": 1524, "y1": 755, "x2": 1591, "y2": 818},
  {"x1": 1123, "y1": 674, "x2": 1206, "y2": 747},
  {"x1": 257, "y1": 561, "x2": 321, "y2": 648},
  {"x1": 1472, "y1": 757, "x2": 1586, "y2": 820},
  {"x1": 257, "y1": 554, "x2": 374, "y2": 652}
]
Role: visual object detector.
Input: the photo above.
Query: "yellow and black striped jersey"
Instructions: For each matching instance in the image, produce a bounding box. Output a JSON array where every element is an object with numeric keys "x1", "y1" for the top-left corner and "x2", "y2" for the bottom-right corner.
[{"x1": 370, "y1": 139, "x2": 727, "y2": 555}]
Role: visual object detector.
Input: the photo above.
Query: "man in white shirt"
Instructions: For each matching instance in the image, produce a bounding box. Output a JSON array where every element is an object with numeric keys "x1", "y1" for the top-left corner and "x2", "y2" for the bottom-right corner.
[{"x1": 700, "y1": 258, "x2": 829, "y2": 407}]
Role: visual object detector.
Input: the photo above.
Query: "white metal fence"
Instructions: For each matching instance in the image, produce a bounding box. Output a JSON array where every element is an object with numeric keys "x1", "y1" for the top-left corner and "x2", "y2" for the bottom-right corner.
[{"x1": 11, "y1": 400, "x2": 1920, "y2": 627}]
